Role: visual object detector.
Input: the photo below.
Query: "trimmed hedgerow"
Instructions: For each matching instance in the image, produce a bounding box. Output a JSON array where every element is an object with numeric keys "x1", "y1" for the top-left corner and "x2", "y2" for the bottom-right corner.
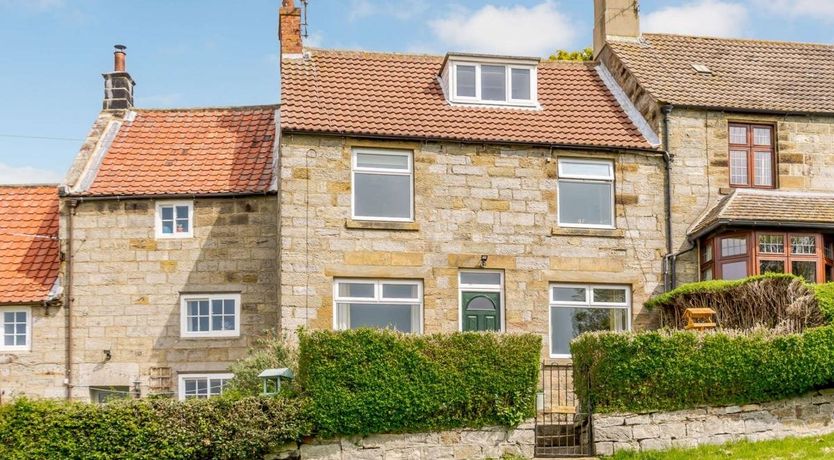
[
  {"x1": 298, "y1": 328, "x2": 541, "y2": 437},
  {"x1": 572, "y1": 326, "x2": 834, "y2": 414},
  {"x1": 813, "y1": 283, "x2": 834, "y2": 323},
  {"x1": 644, "y1": 274, "x2": 826, "y2": 332},
  {"x1": 0, "y1": 396, "x2": 311, "y2": 460}
]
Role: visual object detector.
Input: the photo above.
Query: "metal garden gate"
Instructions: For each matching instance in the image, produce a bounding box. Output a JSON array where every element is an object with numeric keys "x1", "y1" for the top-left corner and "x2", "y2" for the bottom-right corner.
[{"x1": 534, "y1": 363, "x2": 593, "y2": 457}]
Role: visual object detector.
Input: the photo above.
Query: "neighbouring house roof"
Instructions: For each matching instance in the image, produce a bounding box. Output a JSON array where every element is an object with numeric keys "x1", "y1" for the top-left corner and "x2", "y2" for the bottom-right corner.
[
  {"x1": 606, "y1": 33, "x2": 834, "y2": 114},
  {"x1": 73, "y1": 106, "x2": 278, "y2": 197},
  {"x1": 688, "y1": 189, "x2": 834, "y2": 239},
  {"x1": 280, "y1": 49, "x2": 656, "y2": 150},
  {"x1": 0, "y1": 185, "x2": 61, "y2": 304}
]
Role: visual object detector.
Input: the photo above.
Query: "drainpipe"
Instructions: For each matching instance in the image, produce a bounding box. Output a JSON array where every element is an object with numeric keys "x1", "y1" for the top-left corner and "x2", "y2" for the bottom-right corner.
[
  {"x1": 64, "y1": 198, "x2": 77, "y2": 400},
  {"x1": 661, "y1": 105, "x2": 675, "y2": 291}
]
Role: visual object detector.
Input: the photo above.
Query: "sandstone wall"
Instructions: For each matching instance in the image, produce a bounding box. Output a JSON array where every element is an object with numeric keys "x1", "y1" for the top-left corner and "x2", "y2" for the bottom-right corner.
[
  {"x1": 61, "y1": 195, "x2": 279, "y2": 400},
  {"x1": 267, "y1": 421, "x2": 535, "y2": 460},
  {"x1": 594, "y1": 389, "x2": 834, "y2": 455},
  {"x1": 0, "y1": 304, "x2": 67, "y2": 400},
  {"x1": 278, "y1": 135, "x2": 667, "y2": 353}
]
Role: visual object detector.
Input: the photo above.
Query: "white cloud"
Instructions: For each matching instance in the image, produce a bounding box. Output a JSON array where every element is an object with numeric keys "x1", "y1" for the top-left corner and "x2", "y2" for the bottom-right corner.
[
  {"x1": 0, "y1": 163, "x2": 63, "y2": 185},
  {"x1": 642, "y1": 0, "x2": 748, "y2": 38},
  {"x1": 755, "y1": 0, "x2": 834, "y2": 22},
  {"x1": 428, "y1": 1, "x2": 577, "y2": 56},
  {"x1": 348, "y1": 0, "x2": 428, "y2": 21}
]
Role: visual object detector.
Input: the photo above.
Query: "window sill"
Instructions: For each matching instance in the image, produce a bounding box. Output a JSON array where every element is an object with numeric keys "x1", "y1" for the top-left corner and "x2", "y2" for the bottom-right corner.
[
  {"x1": 345, "y1": 220, "x2": 420, "y2": 231},
  {"x1": 550, "y1": 227, "x2": 624, "y2": 238}
]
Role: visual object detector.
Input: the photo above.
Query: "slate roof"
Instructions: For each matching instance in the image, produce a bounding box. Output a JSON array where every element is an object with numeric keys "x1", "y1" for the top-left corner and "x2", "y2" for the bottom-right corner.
[
  {"x1": 79, "y1": 106, "x2": 277, "y2": 197},
  {"x1": 280, "y1": 49, "x2": 655, "y2": 150},
  {"x1": 689, "y1": 189, "x2": 834, "y2": 238},
  {"x1": 607, "y1": 33, "x2": 834, "y2": 114},
  {"x1": 0, "y1": 185, "x2": 61, "y2": 304}
]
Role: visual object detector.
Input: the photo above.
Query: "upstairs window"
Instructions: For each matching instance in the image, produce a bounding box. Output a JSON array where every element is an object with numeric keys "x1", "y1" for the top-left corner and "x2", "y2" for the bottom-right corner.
[
  {"x1": 351, "y1": 148, "x2": 414, "y2": 222},
  {"x1": 180, "y1": 293, "x2": 241, "y2": 338},
  {"x1": 728, "y1": 123, "x2": 775, "y2": 189},
  {"x1": 1, "y1": 307, "x2": 30, "y2": 351},
  {"x1": 156, "y1": 201, "x2": 193, "y2": 239},
  {"x1": 448, "y1": 58, "x2": 537, "y2": 107},
  {"x1": 557, "y1": 158, "x2": 615, "y2": 228}
]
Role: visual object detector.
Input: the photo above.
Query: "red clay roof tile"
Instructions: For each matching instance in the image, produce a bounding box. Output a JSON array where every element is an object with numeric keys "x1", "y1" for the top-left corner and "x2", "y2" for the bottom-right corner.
[
  {"x1": 82, "y1": 106, "x2": 277, "y2": 196},
  {"x1": 0, "y1": 186, "x2": 60, "y2": 304},
  {"x1": 280, "y1": 50, "x2": 654, "y2": 149}
]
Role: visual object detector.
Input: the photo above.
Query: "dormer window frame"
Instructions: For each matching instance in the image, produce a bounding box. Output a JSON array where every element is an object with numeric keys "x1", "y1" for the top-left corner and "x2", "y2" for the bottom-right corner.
[{"x1": 446, "y1": 56, "x2": 539, "y2": 108}]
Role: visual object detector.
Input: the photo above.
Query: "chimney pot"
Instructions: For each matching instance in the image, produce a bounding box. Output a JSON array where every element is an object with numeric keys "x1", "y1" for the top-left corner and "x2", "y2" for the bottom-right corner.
[
  {"x1": 113, "y1": 44, "x2": 127, "y2": 72},
  {"x1": 103, "y1": 44, "x2": 135, "y2": 110}
]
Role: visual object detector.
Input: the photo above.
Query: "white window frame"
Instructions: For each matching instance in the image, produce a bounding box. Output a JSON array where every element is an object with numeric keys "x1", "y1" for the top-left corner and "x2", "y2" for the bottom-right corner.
[
  {"x1": 548, "y1": 284, "x2": 631, "y2": 359},
  {"x1": 155, "y1": 200, "x2": 194, "y2": 239},
  {"x1": 179, "y1": 293, "x2": 241, "y2": 338},
  {"x1": 556, "y1": 158, "x2": 616, "y2": 229},
  {"x1": 177, "y1": 373, "x2": 234, "y2": 400},
  {"x1": 351, "y1": 148, "x2": 414, "y2": 222},
  {"x1": 457, "y1": 270, "x2": 505, "y2": 332},
  {"x1": 0, "y1": 306, "x2": 31, "y2": 352},
  {"x1": 332, "y1": 279, "x2": 423, "y2": 333},
  {"x1": 449, "y1": 61, "x2": 538, "y2": 107}
]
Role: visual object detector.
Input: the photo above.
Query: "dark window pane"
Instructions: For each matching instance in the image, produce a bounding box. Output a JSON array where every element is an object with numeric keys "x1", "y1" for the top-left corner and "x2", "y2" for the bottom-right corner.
[
  {"x1": 161, "y1": 207, "x2": 174, "y2": 220},
  {"x1": 481, "y1": 65, "x2": 506, "y2": 101},
  {"x1": 559, "y1": 181, "x2": 613, "y2": 226},
  {"x1": 176, "y1": 219, "x2": 189, "y2": 233},
  {"x1": 162, "y1": 221, "x2": 174, "y2": 234},
  {"x1": 382, "y1": 284, "x2": 419, "y2": 299},
  {"x1": 338, "y1": 283, "x2": 374, "y2": 298},
  {"x1": 552, "y1": 287, "x2": 586, "y2": 302},
  {"x1": 199, "y1": 317, "x2": 209, "y2": 331},
  {"x1": 721, "y1": 237, "x2": 747, "y2": 257},
  {"x1": 460, "y1": 272, "x2": 501, "y2": 286},
  {"x1": 354, "y1": 173, "x2": 411, "y2": 219},
  {"x1": 348, "y1": 303, "x2": 413, "y2": 332},
  {"x1": 211, "y1": 300, "x2": 223, "y2": 315},
  {"x1": 759, "y1": 260, "x2": 785, "y2": 274},
  {"x1": 792, "y1": 261, "x2": 817, "y2": 282},
  {"x1": 550, "y1": 307, "x2": 628, "y2": 356},
  {"x1": 175, "y1": 206, "x2": 189, "y2": 219},
  {"x1": 212, "y1": 316, "x2": 222, "y2": 331},
  {"x1": 466, "y1": 296, "x2": 496, "y2": 311},
  {"x1": 511, "y1": 68, "x2": 530, "y2": 100},
  {"x1": 593, "y1": 288, "x2": 627, "y2": 303},
  {"x1": 224, "y1": 300, "x2": 235, "y2": 315},
  {"x1": 455, "y1": 65, "x2": 476, "y2": 98}
]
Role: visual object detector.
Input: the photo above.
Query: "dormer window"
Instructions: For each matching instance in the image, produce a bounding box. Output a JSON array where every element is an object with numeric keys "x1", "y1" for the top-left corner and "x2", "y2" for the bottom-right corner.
[{"x1": 442, "y1": 53, "x2": 538, "y2": 107}]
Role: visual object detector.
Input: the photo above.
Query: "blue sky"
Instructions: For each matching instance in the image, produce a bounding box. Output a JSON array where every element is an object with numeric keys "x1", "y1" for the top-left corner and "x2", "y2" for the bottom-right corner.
[{"x1": 1, "y1": 0, "x2": 833, "y2": 184}]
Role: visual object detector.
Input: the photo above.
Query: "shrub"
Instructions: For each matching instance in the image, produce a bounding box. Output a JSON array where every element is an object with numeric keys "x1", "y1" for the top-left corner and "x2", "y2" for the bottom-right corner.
[
  {"x1": 0, "y1": 396, "x2": 312, "y2": 460},
  {"x1": 572, "y1": 326, "x2": 834, "y2": 413},
  {"x1": 644, "y1": 274, "x2": 826, "y2": 332},
  {"x1": 225, "y1": 330, "x2": 297, "y2": 398},
  {"x1": 298, "y1": 328, "x2": 541, "y2": 437}
]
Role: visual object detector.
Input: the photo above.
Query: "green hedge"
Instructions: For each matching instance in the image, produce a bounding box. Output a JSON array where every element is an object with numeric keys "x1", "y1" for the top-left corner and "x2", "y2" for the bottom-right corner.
[
  {"x1": 0, "y1": 396, "x2": 311, "y2": 460},
  {"x1": 298, "y1": 329, "x2": 541, "y2": 437},
  {"x1": 572, "y1": 326, "x2": 834, "y2": 413},
  {"x1": 643, "y1": 273, "x2": 798, "y2": 310}
]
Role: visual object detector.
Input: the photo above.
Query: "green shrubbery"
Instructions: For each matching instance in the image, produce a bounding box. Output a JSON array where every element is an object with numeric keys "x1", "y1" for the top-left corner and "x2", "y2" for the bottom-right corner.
[
  {"x1": 298, "y1": 328, "x2": 541, "y2": 437},
  {"x1": 0, "y1": 396, "x2": 311, "y2": 460},
  {"x1": 572, "y1": 326, "x2": 834, "y2": 413},
  {"x1": 224, "y1": 331, "x2": 298, "y2": 398}
]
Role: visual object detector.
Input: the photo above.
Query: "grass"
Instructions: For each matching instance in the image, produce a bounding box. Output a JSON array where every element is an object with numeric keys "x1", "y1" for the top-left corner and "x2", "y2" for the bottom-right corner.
[{"x1": 610, "y1": 433, "x2": 834, "y2": 459}]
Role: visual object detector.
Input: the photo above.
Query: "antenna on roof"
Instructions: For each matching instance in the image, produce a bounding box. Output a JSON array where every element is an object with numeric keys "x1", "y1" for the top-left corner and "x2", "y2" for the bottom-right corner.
[{"x1": 300, "y1": 0, "x2": 309, "y2": 38}]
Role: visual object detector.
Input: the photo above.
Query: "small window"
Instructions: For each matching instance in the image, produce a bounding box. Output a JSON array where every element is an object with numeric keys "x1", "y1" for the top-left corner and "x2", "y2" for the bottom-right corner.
[
  {"x1": 728, "y1": 123, "x2": 775, "y2": 189},
  {"x1": 549, "y1": 284, "x2": 630, "y2": 358},
  {"x1": 334, "y1": 279, "x2": 422, "y2": 333},
  {"x1": 178, "y1": 373, "x2": 233, "y2": 400},
  {"x1": 180, "y1": 293, "x2": 241, "y2": 338},
  {"x1": 450, "y1": 61, "x2": 537, "y2": 106},
  {"x1": 351, "y1": 149, "x2": 413, "y2": 222},
  {"x1": 156, "y1": 201, "x2": 193, "y2": 239},
  {"x1": 90, "y1": 386, "x2": 131, "y2": 404},
  {"x1": 1, "y1": 307, "x2": 30, "y2": 351},
  {"x1": 557, "y1": 158, "x2": 614, "y2": 228}
]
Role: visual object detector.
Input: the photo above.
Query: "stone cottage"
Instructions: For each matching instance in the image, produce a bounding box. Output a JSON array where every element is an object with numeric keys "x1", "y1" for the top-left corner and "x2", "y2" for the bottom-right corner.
[
  {"x1": 0, "y1": 186, "x2": 63, "y2": 400},
  {"x1": 276, "y1": 0, "x2": 665, "y2": 359},
  {"x1": 50, "y1": 47, "x2": 281, "y2": 401},
  {"x1": 594, "y1": 0, "x2": 834, "y2": 286}
]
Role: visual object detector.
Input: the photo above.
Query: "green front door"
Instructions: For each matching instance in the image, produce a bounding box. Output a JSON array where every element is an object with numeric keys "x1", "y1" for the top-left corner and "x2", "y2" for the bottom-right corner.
[{"x1": 461, "y1": 291, "x2": 500, "y2": 331}]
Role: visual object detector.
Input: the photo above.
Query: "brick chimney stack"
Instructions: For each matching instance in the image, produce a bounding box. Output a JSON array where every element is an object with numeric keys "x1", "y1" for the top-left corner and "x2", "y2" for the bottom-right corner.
[
  {"x1": 593, "y1": 0, "x2": 640, "y2": 59},
  {"x1": 279, "y1": 0, "x2": 303, "y2": 56},
  {"x1": 102, "y1": 45, "x2": 135, "y2": 110}
]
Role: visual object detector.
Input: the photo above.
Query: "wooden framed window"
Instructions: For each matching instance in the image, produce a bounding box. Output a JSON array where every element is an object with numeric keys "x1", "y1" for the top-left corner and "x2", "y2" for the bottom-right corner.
[
  {"x1": 715, "y1": 233, "x2": 750, "y2": 280},
  {"x1": 728, "y1": 123, "x2": 775, "y2": 189}
]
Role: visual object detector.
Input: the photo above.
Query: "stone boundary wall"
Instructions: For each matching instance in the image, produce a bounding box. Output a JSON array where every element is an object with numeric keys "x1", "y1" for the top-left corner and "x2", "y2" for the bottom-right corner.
[
  {"x1": 594, "y1": 389, "x2": 834, "y2": 455},
  {"x1": 267, "y1": 420, "x2": 535, "y2": 459}
]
